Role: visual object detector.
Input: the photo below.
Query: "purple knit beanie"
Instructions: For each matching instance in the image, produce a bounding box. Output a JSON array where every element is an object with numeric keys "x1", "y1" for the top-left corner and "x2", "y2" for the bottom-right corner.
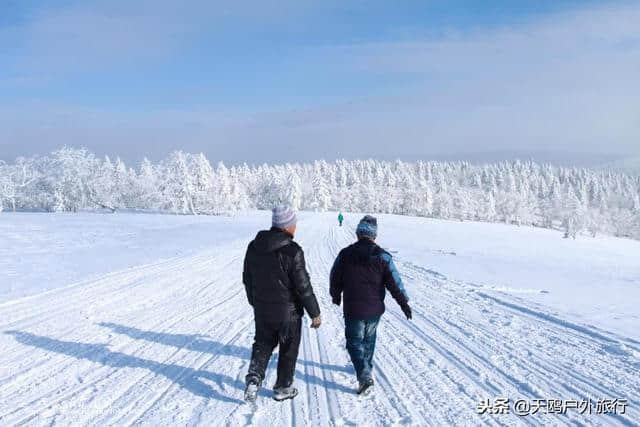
[{"x1": 272, "y1": 205, "x2": 297, "y2": 229}]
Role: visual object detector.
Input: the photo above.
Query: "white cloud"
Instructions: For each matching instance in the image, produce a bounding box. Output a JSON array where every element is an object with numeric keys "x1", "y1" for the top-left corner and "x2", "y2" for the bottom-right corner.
[
  {"x1": 275, "y1": 2, "x2": 640, "y2": 155},
  {"x1": 1, "y1": 2, "x2": 639, "y2": 162},
  {"x1": 1, "y1": 0, "x2": 344, "y2": 74}
]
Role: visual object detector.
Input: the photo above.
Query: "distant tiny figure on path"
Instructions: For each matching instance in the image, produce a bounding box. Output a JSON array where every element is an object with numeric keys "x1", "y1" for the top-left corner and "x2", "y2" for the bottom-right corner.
[{"x1": 338, "y1": 212, "x2": 344, "y2": 227}]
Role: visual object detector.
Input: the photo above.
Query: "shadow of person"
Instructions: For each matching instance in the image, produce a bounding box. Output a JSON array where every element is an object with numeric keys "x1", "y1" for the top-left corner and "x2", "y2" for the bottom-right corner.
[
  {"x1": 98, "y1": 322, "x2": 251, "y2": 358},
  {"x1": 6, "y1": 327, "x2": 355, "y2": 398},
  {"x1": 98, "y1": 322, "x2": 353, "y2": 375},
  {"x1": 4, "y1": 330, "x2": 244, "y2": 404}
]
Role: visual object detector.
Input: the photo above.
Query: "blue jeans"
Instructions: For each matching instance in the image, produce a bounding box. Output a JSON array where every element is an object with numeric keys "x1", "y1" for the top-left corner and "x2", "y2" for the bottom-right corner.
[{"x1": 344, "y1": 315, "x2": 380, "y2": 383}]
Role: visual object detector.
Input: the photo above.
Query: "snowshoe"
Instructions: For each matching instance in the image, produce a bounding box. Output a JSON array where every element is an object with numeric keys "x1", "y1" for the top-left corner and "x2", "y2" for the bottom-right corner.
[
  {"x1": 273, "y1": 386, "x2": 299, "y2": 401},
  {"x1": 244, "y1": 379, "x2": 259, "y2": 403},
  {"x1": 357, "y1": 379, "x2": 374, "y2": 395}
]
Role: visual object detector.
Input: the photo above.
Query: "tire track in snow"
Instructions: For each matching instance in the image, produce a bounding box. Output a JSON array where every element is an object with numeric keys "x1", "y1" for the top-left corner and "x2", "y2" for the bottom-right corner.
[
  {"x1": 1, "y1": 246, "x2": 249, "y2": 426},
  {"x1": 302, "y1": 216, "x2": 429, "y2": 426},
  {"x1": 0, "y1": 250, "x2": 232, "y2": 376},
  {"x1": 397, "y1": 260, "x2": 640, "y2": 425},
  {"x1": 118, "y1": 321, "x2": 252, "y2": 426},
  {"x1": 3, "y1": 284, "x2": 245, "y2": 426},
  {"x1": 0, "y1": 258, "x2": 235, "y2": 404},
  {"x1": 2, "y1": 213, "x2": 639, "y2": 426},
  {"x1": 82, "y1": 255, "x2": 251, "y2": 425}
]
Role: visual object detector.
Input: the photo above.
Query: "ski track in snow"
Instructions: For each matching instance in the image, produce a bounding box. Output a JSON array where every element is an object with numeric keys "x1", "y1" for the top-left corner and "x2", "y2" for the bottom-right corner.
[{"x1": 1, "y1": 215, "x2": 639, "y2": 426}]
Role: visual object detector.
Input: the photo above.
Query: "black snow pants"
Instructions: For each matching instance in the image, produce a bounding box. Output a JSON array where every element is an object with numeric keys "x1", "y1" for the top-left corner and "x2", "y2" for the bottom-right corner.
[{"x1": 246, "y1": 316, "x2": 301, "y2": 389}]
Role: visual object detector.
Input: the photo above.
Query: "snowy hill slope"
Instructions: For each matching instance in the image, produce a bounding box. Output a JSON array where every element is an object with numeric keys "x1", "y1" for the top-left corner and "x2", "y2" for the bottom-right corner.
[
  {"x1": 1, "y1": 212, "x2": 639, "y2": 426},
  {"x1": 0, "y1": 212, "x2": 270, "y2": 302}
]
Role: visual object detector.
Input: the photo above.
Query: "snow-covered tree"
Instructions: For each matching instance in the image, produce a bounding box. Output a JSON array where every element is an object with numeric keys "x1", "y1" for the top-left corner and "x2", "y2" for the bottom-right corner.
[
  {"x1": 2, "y1": 148, "x2": 640, "y2": 241},
  {"x1": 191, "y1": 153, "x2": 214, "y2": 213},
  {"x1": 161, "y1": 151, "x2": 196, "y2": 214},
  {"x1": 282, "y1": 166, "x2": 302, "y2": 210},
  {"x1": 89, "y1": 156, "x2": 117, "y2": 211},
  {"x1": 562, "y1": 185, "x2": 585, "y2": 239},
  {"x1": 484, "y1": 191, "x2": 497, "y2": 222},
  {"x1": 212, "y1": 162, "x2": 233, "y2": 213},
  {"x1": 136, "y1": 158, "x2": 161, "y2": 210},
  {"x1": 310, "y1": 165, "x2": 331, "y2": 212}
]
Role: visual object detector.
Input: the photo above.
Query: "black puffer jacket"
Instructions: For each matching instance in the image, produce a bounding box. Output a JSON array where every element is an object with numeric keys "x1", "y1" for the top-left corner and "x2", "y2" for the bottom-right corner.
[{"x1": 243, "y1": 227, "x2": 321, "y2": 322}]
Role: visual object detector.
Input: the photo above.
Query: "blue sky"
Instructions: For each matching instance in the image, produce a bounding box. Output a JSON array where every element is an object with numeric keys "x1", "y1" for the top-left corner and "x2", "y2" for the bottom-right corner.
[{"x1": 1, "y1": 0, "x2": 639, "y2": 164}]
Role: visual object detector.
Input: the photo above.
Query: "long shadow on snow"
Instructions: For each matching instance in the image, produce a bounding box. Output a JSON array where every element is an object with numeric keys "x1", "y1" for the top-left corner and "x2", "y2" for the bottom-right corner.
[
  {"x1": 99, "y1": 322, "x2": 353, "y2": 376},
  {"x1": 5, "y1": 327, "x2": 354, "y2": 401},
  {"x1": 5, "y1": 330, "x2": 245, "y2": 404}
]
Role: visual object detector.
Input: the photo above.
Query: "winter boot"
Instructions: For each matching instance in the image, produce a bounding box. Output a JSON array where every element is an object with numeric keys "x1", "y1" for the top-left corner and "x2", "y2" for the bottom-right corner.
[
  {"x1": 244, "y1": 377, "x2": 260, "y2": 402},
  {"x1": 357, "y1": 378, "x2": 374, "y2": 395},
  {"x1": 273, "y1": 386, "x2": 298, "y2": 401}
]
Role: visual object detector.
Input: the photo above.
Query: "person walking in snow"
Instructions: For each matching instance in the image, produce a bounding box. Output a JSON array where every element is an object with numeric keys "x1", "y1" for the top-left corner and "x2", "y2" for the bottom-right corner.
[
  {"x1": 330, "y1": 215, "x2": 411, "y2": 395},
  {"x1": 242, "y1": 205, "x2": 322, "y2": 402},
  {"x1": 338, "y1": 212, "x2": 344, "y2": 227}
]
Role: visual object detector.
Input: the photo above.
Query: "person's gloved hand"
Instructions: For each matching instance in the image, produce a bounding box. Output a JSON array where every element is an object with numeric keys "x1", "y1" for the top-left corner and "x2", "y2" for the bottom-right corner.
[
  {"x1": 332, "y1": 297, "x2": 341, "y2": 306},
  {"x1": 310, "y1": 315, "x2": 322, "y2": 329},
  {"x1": 400, "y1": 303, "x2": 412, "y2": 320}
]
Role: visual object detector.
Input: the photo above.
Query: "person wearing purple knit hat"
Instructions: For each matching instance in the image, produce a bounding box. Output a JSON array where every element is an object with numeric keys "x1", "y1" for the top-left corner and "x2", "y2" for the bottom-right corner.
[{"x1": 242, "y1": 205, "x2": 322, "y2": 402}]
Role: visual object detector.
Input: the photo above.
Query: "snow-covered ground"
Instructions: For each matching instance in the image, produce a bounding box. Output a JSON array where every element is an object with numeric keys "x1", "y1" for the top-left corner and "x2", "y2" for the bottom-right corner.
[
  {"x1": 376, "y1": 214, "x2": 640, "y2": 341},
  {"x1": 0, "y1": 212, "x2": 269, "y2": 303},
  {"x1": 1, "y1": 212, "x2": 639, "y2": 426}
]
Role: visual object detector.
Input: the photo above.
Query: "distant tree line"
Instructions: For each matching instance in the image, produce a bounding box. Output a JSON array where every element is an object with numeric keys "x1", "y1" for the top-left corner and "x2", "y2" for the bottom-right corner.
[{"x1": 1, "y1": 147, "x2": 639, "y2": 240}]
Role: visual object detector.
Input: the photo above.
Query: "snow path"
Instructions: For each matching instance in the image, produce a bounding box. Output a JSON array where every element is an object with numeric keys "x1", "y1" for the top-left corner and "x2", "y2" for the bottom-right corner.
[{"x1": 1, "y1": 214, "x2": 639, "y2": 426}]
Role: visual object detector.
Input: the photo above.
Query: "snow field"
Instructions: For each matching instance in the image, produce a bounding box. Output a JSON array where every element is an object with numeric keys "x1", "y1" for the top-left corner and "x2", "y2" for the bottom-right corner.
[{"x1": 0, "y1": 212, "x2": 639, "y2": 426}]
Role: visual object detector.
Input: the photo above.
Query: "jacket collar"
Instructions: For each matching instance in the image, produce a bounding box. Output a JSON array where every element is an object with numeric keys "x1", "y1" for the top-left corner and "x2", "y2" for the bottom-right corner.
[{"x1": 253, "y1": 228, "x2": 293, "y2": 253}]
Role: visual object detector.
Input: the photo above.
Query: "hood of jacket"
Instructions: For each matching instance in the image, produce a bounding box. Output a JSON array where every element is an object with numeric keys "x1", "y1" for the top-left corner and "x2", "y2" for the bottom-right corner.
[
  {"x1": 348, "y1": 238, "x2": 381, "y2": 264},
  {"x1": 252, "y1": 227, "x2": 293, "y2": 253}
]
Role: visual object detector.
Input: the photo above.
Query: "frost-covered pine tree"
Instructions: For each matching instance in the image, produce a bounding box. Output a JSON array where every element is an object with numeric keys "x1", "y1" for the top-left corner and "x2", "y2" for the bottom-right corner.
[
  {"x1": 562, "y1": 185, "x2": 584, "y2": 239},
  {"x1": 433, "y1": 184, "x2": 453, "y2": 220},
  {"x1": 89, "y1": 156, "x2": 118, "y2": 211},
  {"x1": 162, "y1": 151, "x2": 196, "y2": 214},
  {"x1": 484, "y1": 191, "x2": 497, "y2": 222},
  {"x1": 632, "y1": 193, "x2": 640, "y2": 215},
  {"x1": 191, "y1": 153, "x2": 214, "y2": 214},
  {"x1": 422, "y1": 182, "x2": 434, "y2": 217},
  {"x1": 398, "y1": 169, "x2": 417, "y2": 216},
  {"x1": 137, "y1": 158, "x2": 161, "y2": 210},
  {"x1": 3, "y1": 148, "x2": 640, "y2": 241},
  {"x1": 0, "y1": 161, "x2": 10, "y2": 212},
  {"x1": 282, "y1": 166, "x2": 302, "y2": 210},
  {"x1": 113, "y1": 157, "x2": 133, "y2": 209},
  {"x1": 213, "y1": 162, "x2": 233, "y2": 214},
  {"x1": 310, "y1": 166, "x2": 331, "y2": 212}
]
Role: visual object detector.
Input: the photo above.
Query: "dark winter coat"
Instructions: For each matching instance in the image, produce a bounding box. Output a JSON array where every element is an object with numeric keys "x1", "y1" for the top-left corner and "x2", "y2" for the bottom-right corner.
[
  {"x1": 330, "y1": 238, "x2": 408, "y2": 319},
  {"x1": 243, "y1": 227, "x2": 321, "y2": 322}
]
